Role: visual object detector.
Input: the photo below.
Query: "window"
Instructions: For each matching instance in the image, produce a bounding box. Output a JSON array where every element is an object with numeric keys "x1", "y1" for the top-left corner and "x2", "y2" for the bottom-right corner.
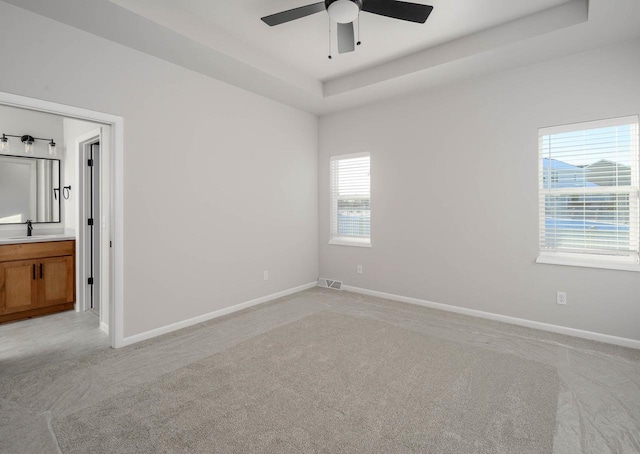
[
  {"x1": 537, "y1": 116, "x2": 640, "y2": 271},
  {"x1": 330, "y1": 152, "x2": 371, "y2": 247}
]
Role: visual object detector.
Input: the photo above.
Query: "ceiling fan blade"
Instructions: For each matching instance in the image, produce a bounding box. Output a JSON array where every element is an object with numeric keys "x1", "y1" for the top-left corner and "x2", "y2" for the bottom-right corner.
[
  {"x1": 261, "y1": 2, "x2": 325, "y2": 26},
  {"x1": 337, "y1": 22, "x2": 355, "y2": 54},
  {"x1": 362, "y1": 0, "x2": 433, "y2": 23}
]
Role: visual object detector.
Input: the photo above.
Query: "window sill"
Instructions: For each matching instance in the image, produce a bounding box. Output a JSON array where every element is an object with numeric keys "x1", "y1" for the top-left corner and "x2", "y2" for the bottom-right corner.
[
  {"x1": 536, "y1": 255, "x2": 640, "y2": 272},
  {"x1": 329, "y1": 238, "x2": 371, "y2": 248}
]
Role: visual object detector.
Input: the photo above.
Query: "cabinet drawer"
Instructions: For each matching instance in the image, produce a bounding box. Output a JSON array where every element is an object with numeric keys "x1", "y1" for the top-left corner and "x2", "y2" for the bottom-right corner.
[{"x1": 0, "y1": 241, "x2": 75, "y2": 262}]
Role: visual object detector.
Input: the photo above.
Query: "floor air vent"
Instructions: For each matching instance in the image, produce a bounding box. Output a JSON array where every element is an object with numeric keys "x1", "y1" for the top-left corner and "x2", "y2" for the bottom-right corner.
[{"x1": 317, "y1": 278, "x2": 343, "y2": 290}]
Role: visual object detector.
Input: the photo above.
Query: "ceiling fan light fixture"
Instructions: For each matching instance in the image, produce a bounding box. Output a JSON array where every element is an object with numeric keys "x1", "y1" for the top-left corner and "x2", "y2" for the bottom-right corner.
[{"x1": 328, "y1": 0, "x2": 360, "y2": 24}]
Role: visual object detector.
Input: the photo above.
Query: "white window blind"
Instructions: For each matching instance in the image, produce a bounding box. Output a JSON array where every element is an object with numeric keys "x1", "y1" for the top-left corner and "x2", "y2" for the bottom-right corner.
[
  {"x1": 330, "y1": 152, "x2": 370, "y2": 246},
  {"x1": 538, "y1": 116, "x2": 640, "y2": 264}
]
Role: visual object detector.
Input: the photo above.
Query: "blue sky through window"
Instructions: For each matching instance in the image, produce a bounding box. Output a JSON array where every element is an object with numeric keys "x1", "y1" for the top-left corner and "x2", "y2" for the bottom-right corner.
[{"x1": 542, "y1": 124, "x2": 633, "y2": 167}]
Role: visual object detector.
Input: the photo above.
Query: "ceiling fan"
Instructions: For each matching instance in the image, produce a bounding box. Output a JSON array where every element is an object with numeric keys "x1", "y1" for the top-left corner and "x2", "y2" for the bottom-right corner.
[{"x1": 261, "y1": 0, "x2": 434, "y2": 56}]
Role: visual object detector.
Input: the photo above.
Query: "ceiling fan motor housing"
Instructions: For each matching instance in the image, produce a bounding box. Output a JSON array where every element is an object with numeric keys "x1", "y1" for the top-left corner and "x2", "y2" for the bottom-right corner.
[{"x1": 325, "y1": 0, "x2": 362, "y2": 23}]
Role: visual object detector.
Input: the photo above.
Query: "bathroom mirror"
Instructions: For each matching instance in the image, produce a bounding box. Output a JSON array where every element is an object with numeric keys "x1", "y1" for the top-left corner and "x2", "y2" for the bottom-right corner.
[{"x1": 0, "y1": 154, "x2": 61, "y2": 224}]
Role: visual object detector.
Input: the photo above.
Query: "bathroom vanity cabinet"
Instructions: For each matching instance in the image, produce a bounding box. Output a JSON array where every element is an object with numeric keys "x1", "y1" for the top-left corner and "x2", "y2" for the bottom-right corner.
[{"x1": 0, "y1": 240, "x2": 75, "y2": 323}]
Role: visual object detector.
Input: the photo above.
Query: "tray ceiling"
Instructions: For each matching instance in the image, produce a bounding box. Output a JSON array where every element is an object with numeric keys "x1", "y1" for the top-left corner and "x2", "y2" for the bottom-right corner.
[
  {"x1": 4, "y1": 0, "x2": 640, "y2": 114},
  {"x1": 109, "y1": 0, "x2": 570, "y2": 81}
]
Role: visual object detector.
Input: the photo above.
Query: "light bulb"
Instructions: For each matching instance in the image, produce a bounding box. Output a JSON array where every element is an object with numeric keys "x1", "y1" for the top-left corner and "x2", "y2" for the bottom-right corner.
[
  {"x1": 49, "y1": 140, "x2": 57, "y2": 156},
  {"x1": 0, "y1": 135, "x2": 9, "y2": 153},
  {"x1": 21, "y1": 135, "x2": 35, "y2": 155},
  {"x1": 328, "y1": 0, "x2": 360, "y2": 24}
]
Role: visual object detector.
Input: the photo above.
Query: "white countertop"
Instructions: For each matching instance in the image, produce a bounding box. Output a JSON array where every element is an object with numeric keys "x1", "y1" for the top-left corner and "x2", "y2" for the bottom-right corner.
[{"x1": 0, "y1": 234, "x2": 76, "y2": 245}]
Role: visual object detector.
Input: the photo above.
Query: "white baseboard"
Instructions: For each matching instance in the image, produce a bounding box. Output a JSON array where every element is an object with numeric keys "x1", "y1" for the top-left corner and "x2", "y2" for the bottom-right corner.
[
  {"x1": 100, "y1": 322, "x2": 109, "y2": 334},
  {"x1": 342, "y1": 285, "x2": 640, "y2": 350},
  {"x1": 120, "y1": 282, "x2": 317, "y2": 348}
]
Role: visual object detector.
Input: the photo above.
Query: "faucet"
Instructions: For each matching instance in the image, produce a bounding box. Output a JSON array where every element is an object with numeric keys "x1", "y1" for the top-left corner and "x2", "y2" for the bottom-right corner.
[{"x1": 26, "y1": 219, "x2": 33, "y2": 237}]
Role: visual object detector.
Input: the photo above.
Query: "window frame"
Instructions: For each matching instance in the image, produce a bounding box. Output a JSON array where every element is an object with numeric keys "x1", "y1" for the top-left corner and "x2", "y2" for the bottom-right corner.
[
  {"x1": 536, "y1": 115, "x2": 640, "y2": 272},
  {"x1": 329, "y1": 152, "x2": 371, "y2": 248}
]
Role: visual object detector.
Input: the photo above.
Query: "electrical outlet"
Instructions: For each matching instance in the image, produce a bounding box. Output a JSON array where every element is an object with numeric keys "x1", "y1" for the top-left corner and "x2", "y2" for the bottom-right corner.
[
  {"x1": 263, "y1": 271, "x2": 269, "y2": 281},
  {"x1": 357, "y1": 265, "x2": 363, "y2": 274},
  {"x1": 556, "y1": 292, "x2": 567, "y2": 305}
]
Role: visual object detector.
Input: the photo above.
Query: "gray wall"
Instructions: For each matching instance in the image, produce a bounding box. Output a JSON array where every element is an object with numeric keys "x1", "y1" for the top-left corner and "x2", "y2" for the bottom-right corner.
[
  {"x1": 319, "y1": 39, "x2": 640, "y2": 341},
  {"x1": 0, "y1": 2, "x2": 318, "y2": 338},
  {"x1": 0, "y1": 104, "x2": 64, "y2": 160}
]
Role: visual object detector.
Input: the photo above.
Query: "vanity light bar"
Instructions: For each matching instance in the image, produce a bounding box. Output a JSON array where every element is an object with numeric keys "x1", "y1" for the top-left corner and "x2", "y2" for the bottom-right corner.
[{"x1": 0, "y1": 133, "x2": 57, "y2": 156}]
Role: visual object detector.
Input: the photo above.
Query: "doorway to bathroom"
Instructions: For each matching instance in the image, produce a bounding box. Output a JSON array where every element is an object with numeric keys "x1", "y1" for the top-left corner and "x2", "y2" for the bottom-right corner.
[{"x1": 0, "y1": 91, "x2": 124, "y2": 349}]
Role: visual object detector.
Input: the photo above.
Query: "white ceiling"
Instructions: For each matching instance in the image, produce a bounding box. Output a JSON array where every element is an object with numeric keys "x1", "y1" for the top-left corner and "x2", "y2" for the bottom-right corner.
[
  {"x1": 4, "y1": 0, "x2": 640, "y2": 114},
  {"x1": 109, "y1": 0, "x2": 569, "y2": 81}
]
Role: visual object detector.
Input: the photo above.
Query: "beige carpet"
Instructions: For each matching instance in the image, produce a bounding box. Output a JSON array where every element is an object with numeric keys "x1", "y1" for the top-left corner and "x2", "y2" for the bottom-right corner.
[{"x1": 54, "y1": 311, "x2": 559, "y2": 453}]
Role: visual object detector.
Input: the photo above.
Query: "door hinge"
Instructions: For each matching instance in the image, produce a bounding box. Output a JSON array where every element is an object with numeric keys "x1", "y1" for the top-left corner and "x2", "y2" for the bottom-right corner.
[
  {"x1": 88, "y1": 159, "x2": 94, "y2": 167},
  {"x1": 88, "y1": 277, "x2": 94, "y2": 285},
  {"x1": 88, "y1": 218, "x2": 94, "y2": 226}
]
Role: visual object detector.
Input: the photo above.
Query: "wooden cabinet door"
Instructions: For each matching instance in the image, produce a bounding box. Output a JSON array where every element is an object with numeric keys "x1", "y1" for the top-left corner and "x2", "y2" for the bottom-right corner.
[
  {"x1": 38, "y1": 256, "x2": 75, "y2": 307},
  {"x1": 0, "y1": 260, "x2": 39, "y2": 315}
]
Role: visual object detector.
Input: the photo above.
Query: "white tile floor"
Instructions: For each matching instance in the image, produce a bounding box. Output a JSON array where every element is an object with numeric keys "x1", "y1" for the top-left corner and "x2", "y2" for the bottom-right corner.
[
  {"x1": 1, "y1": 288, "x2": 639, "y2": 453},
  {"x1": 0, "y1": 309, "x2": 109, "y2": 380}
]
